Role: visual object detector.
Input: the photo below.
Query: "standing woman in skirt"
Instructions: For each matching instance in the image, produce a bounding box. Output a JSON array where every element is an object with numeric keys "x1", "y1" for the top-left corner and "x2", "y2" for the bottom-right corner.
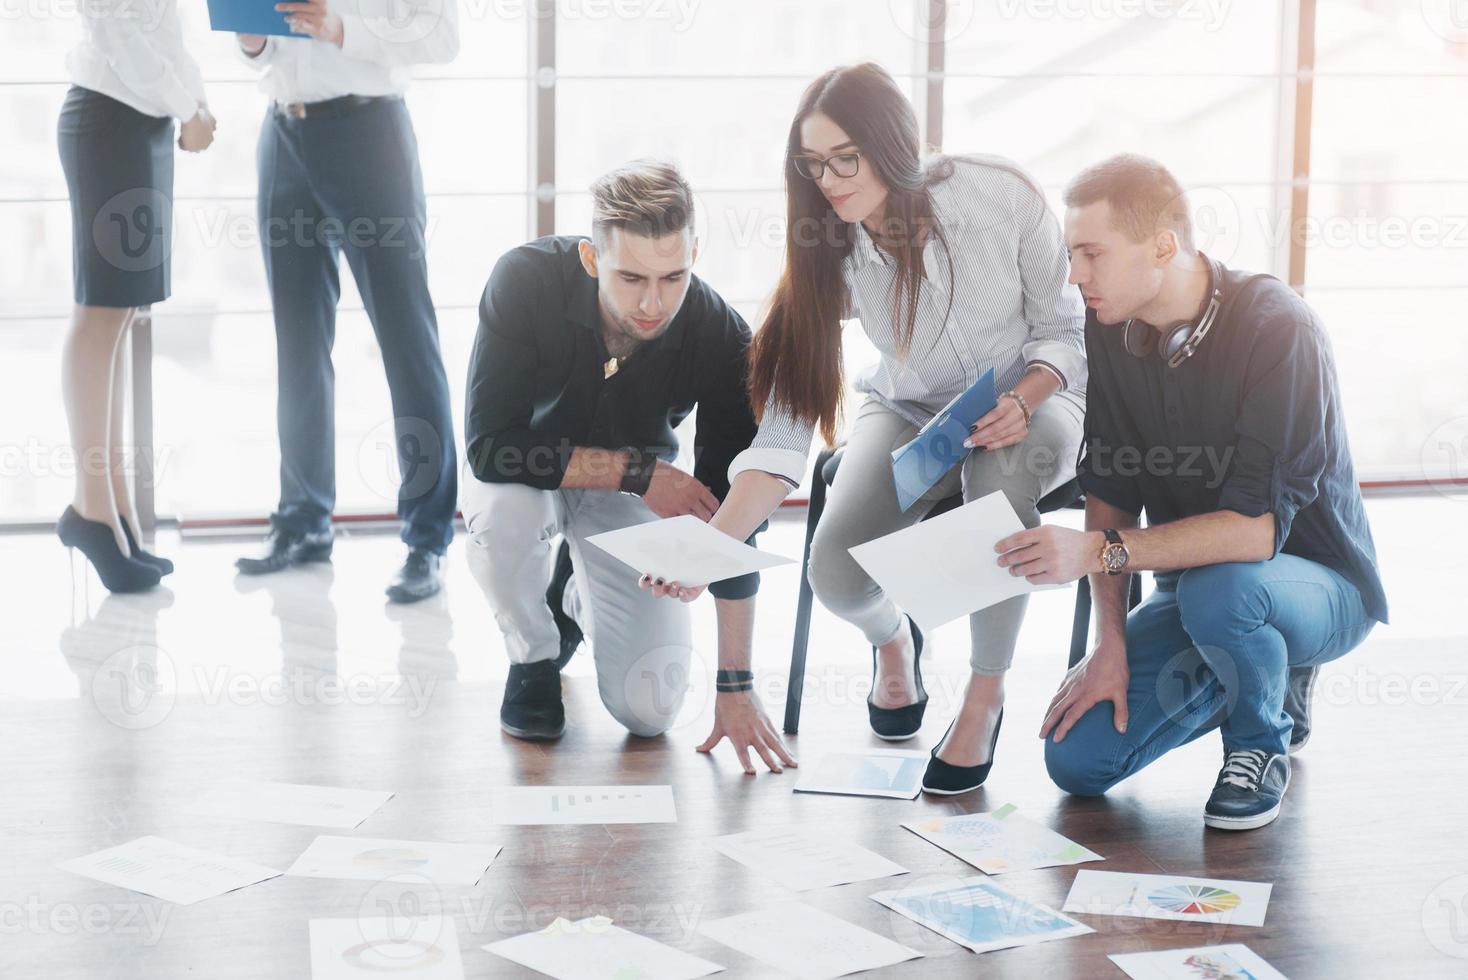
[{"x1": 56, "y1": 0, "x2": 216, "y2": 591}]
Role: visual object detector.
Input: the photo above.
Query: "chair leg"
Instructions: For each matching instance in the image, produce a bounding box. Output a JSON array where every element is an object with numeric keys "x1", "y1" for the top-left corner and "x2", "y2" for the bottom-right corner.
[
  {"x1": 783, "y1": 452, "x2": 832, "y2": 735},
  {"x1": 1128, "y1": 571, "x2": 1143, "y2": 611},
  {"x1": 1067, "y1": 575, "x2": 1092, "y2": 669}
]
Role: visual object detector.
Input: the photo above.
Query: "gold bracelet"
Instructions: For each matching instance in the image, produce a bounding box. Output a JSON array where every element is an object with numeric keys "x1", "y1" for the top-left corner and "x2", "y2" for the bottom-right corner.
[{"x1": 1002, "y1": 389, "x2": 1032, "y2": 427}]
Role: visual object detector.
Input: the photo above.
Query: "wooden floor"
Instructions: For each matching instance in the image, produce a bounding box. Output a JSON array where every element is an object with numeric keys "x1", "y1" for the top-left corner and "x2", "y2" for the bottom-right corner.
[{"x1": 2, "y1": 497, "x2": 1466, "y2": 978}]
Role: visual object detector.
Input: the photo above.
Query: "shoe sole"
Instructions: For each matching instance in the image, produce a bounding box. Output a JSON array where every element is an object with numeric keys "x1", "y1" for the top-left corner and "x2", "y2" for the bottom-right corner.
[
  {"x1": 871, "y1": 728, "x2": 921, "y2": 742},
  {"x1": 1288, "y1": 731, "x2": 1310, "y2": 756},
  {"x1": 500, "y1": 720, "x2": 565, "y2": 741},
  {"x1": 1204, "y1": 770, "x2": 1291, "y2": 831},
  {"x1": 235, "y1": 545, "x2": 334, "y2": 575},
  {"x1": 920, "y1": 780, "x2": 985, "y2": 796},
  {"x1": 386, "y1": 584, "x2": 442, "y2": 604}
]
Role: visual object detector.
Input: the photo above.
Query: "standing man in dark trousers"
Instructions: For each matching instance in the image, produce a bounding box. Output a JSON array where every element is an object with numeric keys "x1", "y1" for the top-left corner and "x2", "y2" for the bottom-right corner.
[{"x1": 233, "y1": 0, "x2": 459, "y2": 602}]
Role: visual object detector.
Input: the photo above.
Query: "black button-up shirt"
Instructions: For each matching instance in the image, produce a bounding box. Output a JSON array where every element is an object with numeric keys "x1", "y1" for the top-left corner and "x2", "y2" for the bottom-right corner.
[
  {"x1": 1078, "y1": 262, "x2": 1389, "y2": 624},
  {"x1": 464, "y1": 235, "x2": 761, "y2": 599}
]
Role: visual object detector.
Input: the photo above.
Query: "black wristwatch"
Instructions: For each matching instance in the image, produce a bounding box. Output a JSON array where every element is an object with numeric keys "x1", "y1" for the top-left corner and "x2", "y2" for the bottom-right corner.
[
  {"x1": 619, "y1": 446, "x2": 656, "y2": 496},
  {"x1": 1099, "y1": 528, "x2": 1130, "y2": 576}
]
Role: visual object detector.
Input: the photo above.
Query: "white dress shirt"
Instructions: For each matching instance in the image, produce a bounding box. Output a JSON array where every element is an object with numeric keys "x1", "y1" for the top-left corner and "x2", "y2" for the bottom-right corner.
[
  {"x1": 65, "y1": 0, "x2": 205, "y2": 121},
  {"x1": 729, "y1": 155, "x2": 1088, "y2": 488},
  {"x1": 240, "y1": 0, "x2": 460, "y2": 104}
]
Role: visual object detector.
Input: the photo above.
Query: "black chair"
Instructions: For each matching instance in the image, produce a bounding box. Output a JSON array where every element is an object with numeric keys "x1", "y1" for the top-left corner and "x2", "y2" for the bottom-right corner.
[{"x1": 782, "y1": 445, "x2": 1142, "y2": 734}]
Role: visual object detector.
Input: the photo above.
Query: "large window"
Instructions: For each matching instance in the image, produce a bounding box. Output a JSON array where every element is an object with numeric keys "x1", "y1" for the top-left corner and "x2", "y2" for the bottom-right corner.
[{"x1": 1, "y1": 0, "x2": 1459, "y2": 526}]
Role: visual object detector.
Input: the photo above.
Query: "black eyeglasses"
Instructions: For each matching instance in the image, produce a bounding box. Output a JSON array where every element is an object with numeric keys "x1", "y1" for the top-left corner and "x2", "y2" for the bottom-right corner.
[{"x1": 793, "y1": 151, "x2": 861, "y2": 181}]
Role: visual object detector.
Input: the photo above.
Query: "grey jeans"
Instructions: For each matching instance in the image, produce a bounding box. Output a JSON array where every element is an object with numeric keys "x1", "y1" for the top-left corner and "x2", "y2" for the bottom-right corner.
[
  {"x1": 808, "y1": 394, "x2": 1085, "y2": 674},
  {"x1": 459, "y1": 462, "x2": 692, "y2": 736}
]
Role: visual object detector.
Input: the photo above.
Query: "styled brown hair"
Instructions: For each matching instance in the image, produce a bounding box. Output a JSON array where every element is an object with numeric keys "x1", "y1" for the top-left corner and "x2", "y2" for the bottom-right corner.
[
  {"x1": 1063, "y1": 153, "x2": 1195, "y2": 253},
  {"x1": 589, "y1": 160, "x2": 695, "y2": 248},
  {"x1": 748, "y1": 63, "x2": 954, "y2": 446}
]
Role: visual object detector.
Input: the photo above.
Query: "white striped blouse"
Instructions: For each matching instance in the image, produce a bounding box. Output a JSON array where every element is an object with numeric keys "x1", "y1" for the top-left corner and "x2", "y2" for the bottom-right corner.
[{"x1": 727, "y1": 154, "x2": 1087, "y2": 488}]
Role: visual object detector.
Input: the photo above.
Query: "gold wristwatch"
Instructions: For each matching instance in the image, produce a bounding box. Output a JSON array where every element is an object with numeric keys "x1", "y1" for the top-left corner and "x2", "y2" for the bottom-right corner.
[{"x1": 1100, "y1": 528, "x2": 1130, "y2": 576}]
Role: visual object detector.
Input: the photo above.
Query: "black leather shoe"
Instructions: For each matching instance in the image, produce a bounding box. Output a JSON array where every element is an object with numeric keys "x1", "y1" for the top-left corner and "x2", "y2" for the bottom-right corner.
[
  {"x1": 547, "y1": 540, "x2": 582, "y2": 669},
  {"x1": 1285, "y1": 665, "x2": 1319, "y2": 755},
  {"x1": 386, "y1": 547, "x2": 444, "y2": 604},
  {"x1": 57, "y1": 506, "x2": 161, "y2": 594},
  {"x1": 922, "y1": 709, "x2": 1004, "y2": 795},
  {"x1": 118, "y1": 516, "x2": 173, "y2": 576},
  {"x1": 235, "y1": 527, "x2": 334, "y2": 575},
  {"x1": 500, "y1": 660, "x2": 565, "y2": 740},
  {"x1": 867, "y1": 616, "x2": 927, "y2": 741}
]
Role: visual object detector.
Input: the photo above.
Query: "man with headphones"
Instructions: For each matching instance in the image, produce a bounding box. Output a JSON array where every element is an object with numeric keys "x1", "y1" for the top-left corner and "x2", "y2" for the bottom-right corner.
[{"x1": 992, "y1": 154, "x2": 1387, "y2": 831}]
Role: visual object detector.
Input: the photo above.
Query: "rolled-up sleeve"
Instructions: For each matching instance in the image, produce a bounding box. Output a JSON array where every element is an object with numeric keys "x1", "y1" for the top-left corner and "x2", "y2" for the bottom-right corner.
[
  {"x1": 1216, "y1": 315, "x2": 1330, "y2": 556},
  {"x1": 726, "y1": 392, "x2": 814, "y2": 489},
  {"x1": 692, "y1": 301, "x2": 758, "y2": 502},
  {"x1": 1014, "y1": 178, "x2": 1086, "y2": 392},
  {"x1": 464, "y1": 251, "x2": 570, "y2": 491}
]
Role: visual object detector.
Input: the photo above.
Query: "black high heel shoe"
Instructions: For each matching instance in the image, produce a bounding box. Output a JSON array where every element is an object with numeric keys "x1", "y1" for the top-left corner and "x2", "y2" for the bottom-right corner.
[
  {"x1": 922, "y1": 708, "x2": 1004, "y2": 795},
  {"x1": 119, "y1": 516, "x2": 173, "y2": 576},
  {"x1": 867, "y1": 616, "x2": 927, "y2": 740},
  {"x1": 57, "y1": 506, "x2": 162, "y2": 594}
]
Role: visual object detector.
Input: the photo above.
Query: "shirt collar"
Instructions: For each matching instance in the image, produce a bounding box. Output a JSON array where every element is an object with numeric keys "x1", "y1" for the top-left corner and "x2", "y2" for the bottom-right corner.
[{"x1": 848, "y1": 221, "x2": 949, "y2": 296}]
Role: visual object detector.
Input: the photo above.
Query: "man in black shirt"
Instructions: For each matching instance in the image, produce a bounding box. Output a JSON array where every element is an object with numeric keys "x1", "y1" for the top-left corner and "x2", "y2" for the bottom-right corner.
[
  {"x1": 993, "y1": 154, "x2": 1386, "y2": 830},
  {"x1": 460, "y1": 162, "x2": 796, "y2": 772}
]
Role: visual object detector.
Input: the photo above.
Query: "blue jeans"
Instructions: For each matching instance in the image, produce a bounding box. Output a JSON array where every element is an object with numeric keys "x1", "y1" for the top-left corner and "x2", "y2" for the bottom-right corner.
[
  {"x1": 1045, "y1": 555, "x2": 1375, "y2": 796},
  {"x1": 257, "y1": 97, "x2": 456, "y2": 553}
]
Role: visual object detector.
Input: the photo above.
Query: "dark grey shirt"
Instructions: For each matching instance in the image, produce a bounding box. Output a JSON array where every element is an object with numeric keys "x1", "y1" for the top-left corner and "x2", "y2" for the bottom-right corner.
[{"x1": 1077, "y1": 261, "x2": 1388, "y2": 623}]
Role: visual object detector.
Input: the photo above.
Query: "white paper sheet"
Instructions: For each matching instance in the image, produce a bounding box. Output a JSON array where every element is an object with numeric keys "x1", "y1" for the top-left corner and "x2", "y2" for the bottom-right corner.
[
  {"x1": 309, "y1": 916, "x2": 464, "y2": 979},
  {"x1": 286, "y1": 836, "x2": 502, "y2": 886},
  {"x1": 1109, "y1": 944, "x2": 1289, "y2": 980},
  {"x1": 902, "y1": 803, "x2": 1103, "y2": 875},
  {"x1": 1063, "y1": 870, "x2": 1274, "y2": 928},
  {"x1": 584, "y1": 514, "x2": 792, "y2": 587},
  {"x1": 871, "y1": 875, "x2": 1093, "y2": 954},
  {"x1": 698, "y1": 903, "x2": 921, "y2": 979},
  {"x1": 490, "y1": 785, "x2": 677, "y2": 824},
  {"x1": 847, "y1": 490, "x2": 1061, "y2": 633},
  {"x1": 711, "y1": 828, "x2": 907, "y2": 891},
  {"x1": 57, "y1": 835, "x2": 281, "y2": 905},
  {"x1": 484, "y1": 916, "x2": 724, "y2": 980},
  {"x1": 187, "y1": 780, "x2": 394, "y2": 829},
  {"x1": 793, "y1": 749, "x2": 928, "y2": 799}
]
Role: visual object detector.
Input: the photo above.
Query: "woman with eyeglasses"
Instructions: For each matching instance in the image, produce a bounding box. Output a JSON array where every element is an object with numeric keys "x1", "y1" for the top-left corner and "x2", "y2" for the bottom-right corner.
[{"x1": 645, "y1": 63, "x2": 1086, "y2": 794}]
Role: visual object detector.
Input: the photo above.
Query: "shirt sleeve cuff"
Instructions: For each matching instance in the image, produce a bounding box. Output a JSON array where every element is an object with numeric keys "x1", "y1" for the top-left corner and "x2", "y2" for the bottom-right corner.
[
  {"x1": 727, "y1": 447, "x2": 808, "y2": 489},
  {"x1": 1216, "y1": 450, "x2": 1297, "y2": 558},
  {"x1": 1022, "y1": 339, "x2": 1086, "y2": 392},
  {"x1": 164, "y1": 87, "x2": 199, "y2": 123}
]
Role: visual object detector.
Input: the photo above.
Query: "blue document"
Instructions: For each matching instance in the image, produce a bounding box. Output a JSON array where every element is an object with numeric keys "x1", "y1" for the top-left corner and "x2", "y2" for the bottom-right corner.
[
  {"x1": 206, "y1": 0, "x2": 294, "y2": 37},
  {"x1": 890, "y1": 368, "x2": 997, "y2": 512}
]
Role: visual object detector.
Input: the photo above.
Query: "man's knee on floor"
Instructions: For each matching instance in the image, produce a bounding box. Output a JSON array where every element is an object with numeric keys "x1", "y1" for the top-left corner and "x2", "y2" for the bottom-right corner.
[
  {"x1": 1044, "y1": 734, "x2": 1122, "y2": 798},
  {"x1": 461, "y1": 483, "x2": 551, "y2": 556},
  {"x1": 599, "y1": 649, "x2": 691, "y2": 738}
]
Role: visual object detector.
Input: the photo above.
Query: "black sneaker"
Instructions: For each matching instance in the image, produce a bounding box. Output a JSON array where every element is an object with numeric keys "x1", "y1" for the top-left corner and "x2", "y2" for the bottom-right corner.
[
  {"x1": 386, "y1": 547, "x2": 444, "y2": 604},
  {"x1": 500, "y1": 660, "x2": 565, "y2": 741},
  {"x1": 547, "y1": 540, "x2": 582, "y2": 670},
  {"x1": 1284, "y1": 665, "x2": 1319, "y2": 755},
  {"x1": 1204, "y1": 747, "x2": 1291, "y2": 831}
]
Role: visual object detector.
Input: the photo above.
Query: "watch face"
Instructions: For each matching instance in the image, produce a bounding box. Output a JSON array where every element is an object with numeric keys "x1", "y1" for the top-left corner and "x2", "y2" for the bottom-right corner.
[{"x1": 1102, "y1": 544, "x2": 1128, "y2": 573}]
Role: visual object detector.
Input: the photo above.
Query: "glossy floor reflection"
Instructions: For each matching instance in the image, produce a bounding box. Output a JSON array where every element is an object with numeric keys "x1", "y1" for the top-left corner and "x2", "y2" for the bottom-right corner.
[{"x1": 2, "y1": 498, "x2": 1466, "y2": 977}]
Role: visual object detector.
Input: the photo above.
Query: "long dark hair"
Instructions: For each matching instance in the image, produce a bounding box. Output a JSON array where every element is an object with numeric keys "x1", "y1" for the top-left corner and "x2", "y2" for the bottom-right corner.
[{"x1": 749, "y1": 62, "x2": 955, "y2": 446}]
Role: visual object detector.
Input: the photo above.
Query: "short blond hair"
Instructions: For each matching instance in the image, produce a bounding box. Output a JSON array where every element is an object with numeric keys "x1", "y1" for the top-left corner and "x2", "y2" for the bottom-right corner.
[
  {"x1": 590, "y1": 160, "x2": 695, "y2": 248},
  {"x1": 1064, "y1": 153, "x2": 1195, "y2": 253}
]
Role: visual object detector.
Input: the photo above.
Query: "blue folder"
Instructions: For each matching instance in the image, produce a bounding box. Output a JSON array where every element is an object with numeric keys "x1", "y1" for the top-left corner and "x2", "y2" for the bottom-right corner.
[
  {"x1": 890, "y1": 368, "x2": 997, "y2": 512},
  {"x1": 205, "y1": 0, "x2": 294, "y2": 37}
]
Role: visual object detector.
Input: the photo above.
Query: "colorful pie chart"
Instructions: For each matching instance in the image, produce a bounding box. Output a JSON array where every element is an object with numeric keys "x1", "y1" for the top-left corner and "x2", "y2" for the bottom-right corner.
[{"x1": 1146, "y1": 884, "x2": 1243, "y2": 915}]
